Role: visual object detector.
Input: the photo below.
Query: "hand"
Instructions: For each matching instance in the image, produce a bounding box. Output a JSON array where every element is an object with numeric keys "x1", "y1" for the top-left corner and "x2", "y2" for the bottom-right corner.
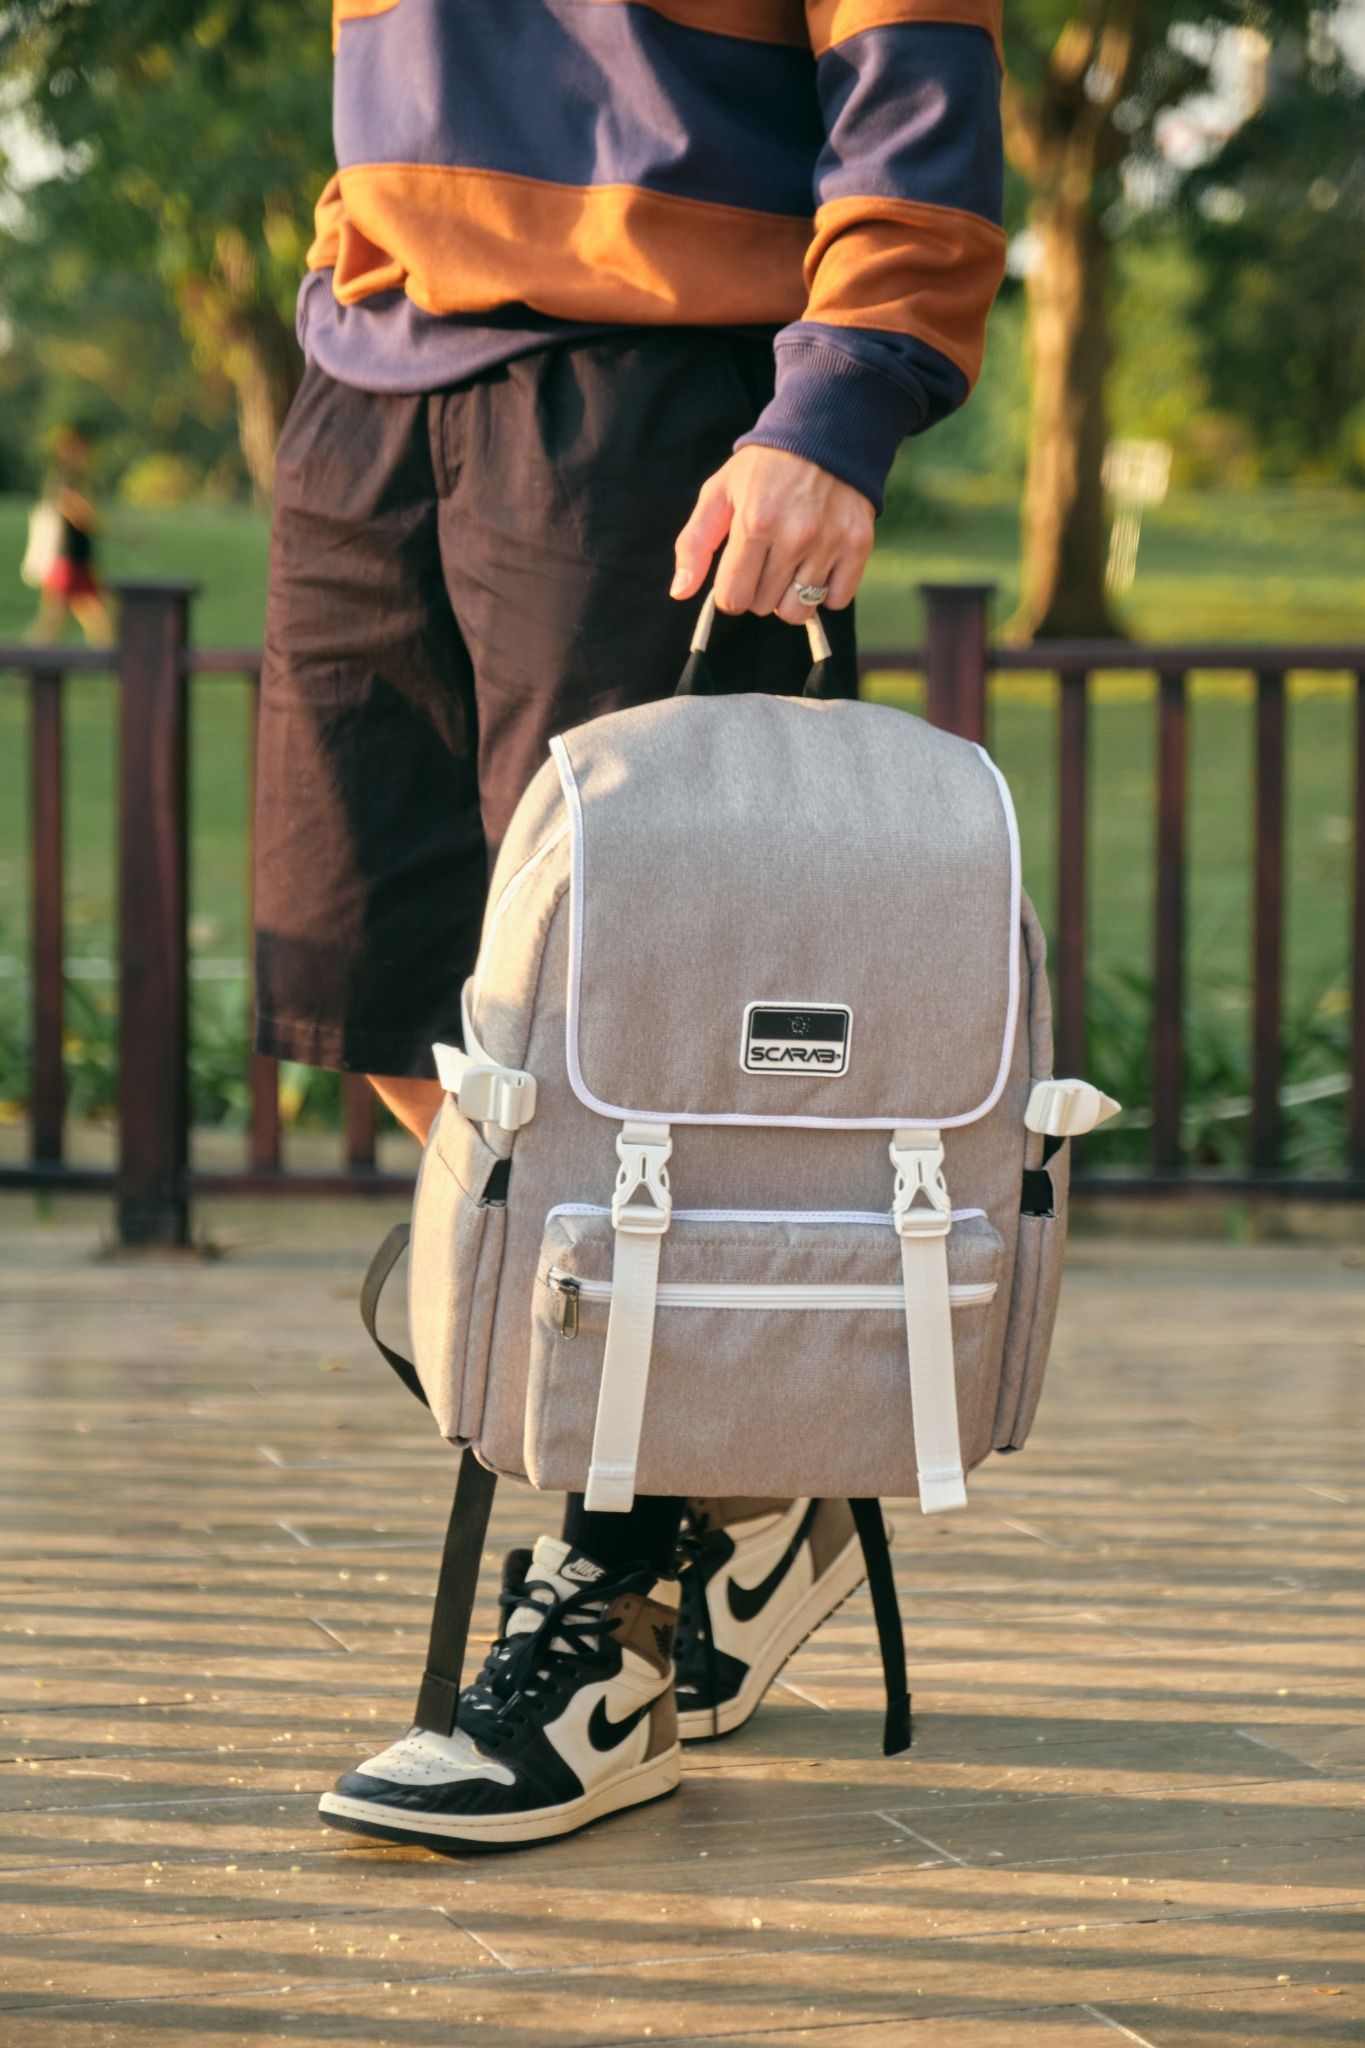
[{"x1": 671, "y1": 446, "x2": 875, "y2": 625}]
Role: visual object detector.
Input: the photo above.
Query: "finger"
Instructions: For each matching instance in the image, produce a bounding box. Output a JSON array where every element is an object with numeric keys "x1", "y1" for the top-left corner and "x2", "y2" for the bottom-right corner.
[
  {"x1": 712, "y1": 526, "x2": 773, "y2": 615},
  {"x1": 753, "y1": 536, "x2": 813, "y2": 620},
  {"x1": 824, "y1": 552, "x2": 863, "y2": 611},
  {"x1": 774, "y1": 559, "x2": 836, "y2": 628},
  {"x1": 671, "y1": 476, "x2": 733, "y2": 599}
]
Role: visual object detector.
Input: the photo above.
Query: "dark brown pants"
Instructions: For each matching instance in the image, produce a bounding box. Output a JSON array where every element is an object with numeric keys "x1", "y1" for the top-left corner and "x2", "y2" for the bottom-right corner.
[{"x1": 253, "y1": 332, "x2": 856, "y2": 1079}]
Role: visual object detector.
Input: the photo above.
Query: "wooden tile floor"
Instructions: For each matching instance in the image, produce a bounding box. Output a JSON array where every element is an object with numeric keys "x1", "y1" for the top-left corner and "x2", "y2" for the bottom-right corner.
[{"x1": 1, "y1": 1194, "x2": 1361, "y2": 2046}]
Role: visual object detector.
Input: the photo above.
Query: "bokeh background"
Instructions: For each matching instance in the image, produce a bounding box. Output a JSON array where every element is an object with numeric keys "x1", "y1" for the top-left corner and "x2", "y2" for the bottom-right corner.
[{"x1": 1, "y1": 1, "x2": 1362, "y2": 1174}]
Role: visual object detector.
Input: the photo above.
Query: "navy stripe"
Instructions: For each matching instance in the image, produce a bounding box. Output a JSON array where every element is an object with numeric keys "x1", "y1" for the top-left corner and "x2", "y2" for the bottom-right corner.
[
  {"x1": 334, "y1": 0, "x2": 823, "y2": 219},
  {"x1": 297, "y1": 272, "x2": 609, "y2": 396},
  {"x1": 777, "y1": 319, "x2": 968, "y2": 421},
  {"x1": 736, "y1": 321, "x2": 969, "y2": 510},
  {"x1": 816, "y1": 23, "x2": 1003, "y2": 225}
]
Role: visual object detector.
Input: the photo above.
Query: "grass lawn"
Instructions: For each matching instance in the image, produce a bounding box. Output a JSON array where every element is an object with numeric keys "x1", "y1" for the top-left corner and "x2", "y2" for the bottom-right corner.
[{"x1": 1, "y1": 479, "x2": 1361, "y2": 1162}]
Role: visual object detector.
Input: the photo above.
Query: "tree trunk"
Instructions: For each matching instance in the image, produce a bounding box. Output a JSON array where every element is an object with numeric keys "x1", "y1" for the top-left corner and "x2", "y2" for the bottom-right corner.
[
  {"x1": 225, "y1": 306, "x2": 301, "y2": 502},
  {"x1": 1013, "y1": 192, "x2": 1121, "y2": 642},
  {"x1": 177, "y1": 276, "x2": 301, "y2": 502}
]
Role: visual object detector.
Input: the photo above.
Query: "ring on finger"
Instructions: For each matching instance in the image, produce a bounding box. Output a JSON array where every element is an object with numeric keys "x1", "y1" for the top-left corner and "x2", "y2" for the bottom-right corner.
[{"x1": 791, "y1": 579, "x2": 830, "y2": 607}]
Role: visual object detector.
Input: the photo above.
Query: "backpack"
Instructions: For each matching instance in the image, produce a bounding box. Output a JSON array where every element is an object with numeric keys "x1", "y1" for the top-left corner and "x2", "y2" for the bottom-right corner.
[{"x1": 364, "y1": 595, "x2": 1119, "y2": 1753}]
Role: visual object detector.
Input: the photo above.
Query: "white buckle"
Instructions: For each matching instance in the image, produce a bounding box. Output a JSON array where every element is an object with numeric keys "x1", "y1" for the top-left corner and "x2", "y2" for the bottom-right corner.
[
  {"x1": 1025, "y1": 1078, "x2": 1121, "y2": 1138},
  {"x1": 890, "y1": 1128, "x2": 952, "y2": 1240},
  {"x1": 612, "y1": 1122, "x2": 673, "y2": 1236},
  {"x1": 433, "y1": 1043, "x2": 538, "y2": 1133}
]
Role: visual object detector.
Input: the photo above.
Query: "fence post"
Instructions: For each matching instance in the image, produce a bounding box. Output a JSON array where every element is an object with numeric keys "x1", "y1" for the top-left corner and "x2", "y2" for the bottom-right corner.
[
  {"x1": 30, "y1": 669, "x2": 66, "y2": 1164},
  {"x1": 114, "y1": 581, "x2": 197, "y2": 1247},
  {"x1": 920, "y1": 583, "x2": 993, "y2": 743}
]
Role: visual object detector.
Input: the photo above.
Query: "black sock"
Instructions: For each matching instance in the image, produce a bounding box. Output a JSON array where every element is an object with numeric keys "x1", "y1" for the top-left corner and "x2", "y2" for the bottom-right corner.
[{"x1": 561, "y1": 1493, "x2": 685, "y2": 1578}]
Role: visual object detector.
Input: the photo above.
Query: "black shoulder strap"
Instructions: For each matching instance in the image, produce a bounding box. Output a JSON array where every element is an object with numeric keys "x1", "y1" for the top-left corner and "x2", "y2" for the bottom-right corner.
[
  {"x1": 849, "y1": 1497, "x2": 912, "y2": 1755},
  {"x1": 359, "y1": 1223, "x2": 428, "y2": 1408},
  {"x1": 359, "y1": 1226, "x2": 498, "y2": 1735},
  {"x1": 414, "y1": 1447, "x2": 499, "y2": 1735}
]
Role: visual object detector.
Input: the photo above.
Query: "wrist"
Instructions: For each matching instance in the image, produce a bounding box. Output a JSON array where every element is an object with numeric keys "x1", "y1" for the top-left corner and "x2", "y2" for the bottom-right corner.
[{"x1": 734, "y1": 339, "x2": 924, "y2": 515}]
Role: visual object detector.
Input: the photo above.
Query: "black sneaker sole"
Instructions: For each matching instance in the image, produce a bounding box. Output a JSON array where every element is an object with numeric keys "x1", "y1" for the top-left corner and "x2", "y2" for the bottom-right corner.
[{"x1": 317, "y1": 1747, "x2": 681, "y2": 1856}]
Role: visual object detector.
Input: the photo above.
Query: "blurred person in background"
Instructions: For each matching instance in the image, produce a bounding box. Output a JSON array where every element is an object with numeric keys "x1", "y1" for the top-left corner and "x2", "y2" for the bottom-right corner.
[{"x1": 22, "y1": 422, "x2": 113, "y2": 645}]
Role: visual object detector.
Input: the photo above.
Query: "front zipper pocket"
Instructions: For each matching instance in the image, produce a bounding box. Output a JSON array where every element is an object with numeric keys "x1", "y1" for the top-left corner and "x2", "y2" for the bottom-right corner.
[
  {"x1": 524, "y1": 1206, "x2": 1005, "y2": 1501},
  {"x1": 547, "y1": 1268, "x2": 999, "y2": 1335}
]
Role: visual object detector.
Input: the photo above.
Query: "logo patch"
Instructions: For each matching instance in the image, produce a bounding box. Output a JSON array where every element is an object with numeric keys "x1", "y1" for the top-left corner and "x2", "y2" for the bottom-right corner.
[
  {"x1": 587, "y1": 1696, "x2": 653, "y2": 1751},
  {"x1": 742, "y1": 1002, "x2": 852, "y2": 1078}
]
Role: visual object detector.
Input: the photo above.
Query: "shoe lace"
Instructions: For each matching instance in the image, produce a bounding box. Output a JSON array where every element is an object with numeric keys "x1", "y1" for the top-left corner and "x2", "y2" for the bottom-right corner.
[
  {"x1": 675, "y1": 1506, "x2": 726, "y2": 1739},
  {"x1": 460, "y1": 1560, "x2": 656, "y2": 1748}
]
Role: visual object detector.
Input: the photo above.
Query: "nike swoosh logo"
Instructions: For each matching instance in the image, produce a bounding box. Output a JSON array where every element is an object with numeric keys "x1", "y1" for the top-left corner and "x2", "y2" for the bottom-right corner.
[
  {"x1": 727, "y1": 1501, "x2": 821, "y2": 1625},
  {"x1": 587, "y1": 1696, "x2": 653, "y2": 1752}
]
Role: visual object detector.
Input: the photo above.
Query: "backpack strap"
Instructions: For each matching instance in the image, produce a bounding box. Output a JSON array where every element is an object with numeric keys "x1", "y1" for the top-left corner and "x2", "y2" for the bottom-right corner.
[
  {"x1": 849, "y1": 1498, "x2": 913, "y2": 1755},
  {"x1": 359, "y1": 1223, "x2": 427, "y2": 1408},
  {"x1": 413, "y1": 1446, "x2": 499, "y2": 1736},
  {"x1": 890, "y1": 1131, "x2": 968, "y2": 1515},
  {"x1": 584, "y1": 1123, "x2": 673, "y2": 1511},
  {"x1": 357, "y1": 1228, "x2": 498, "y2": 1734}
]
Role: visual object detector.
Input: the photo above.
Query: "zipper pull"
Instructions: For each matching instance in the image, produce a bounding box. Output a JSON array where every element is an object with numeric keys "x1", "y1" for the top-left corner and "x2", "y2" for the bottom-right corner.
[{"x1": 557, "y1": 1276, "x2": 580, "y2": 1338}]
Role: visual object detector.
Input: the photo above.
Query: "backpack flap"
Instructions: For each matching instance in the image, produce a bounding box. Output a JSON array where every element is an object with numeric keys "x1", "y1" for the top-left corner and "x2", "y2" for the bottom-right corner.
[{"x1": 549, "y1": 693, "x2": 1020, "y2": 1132}]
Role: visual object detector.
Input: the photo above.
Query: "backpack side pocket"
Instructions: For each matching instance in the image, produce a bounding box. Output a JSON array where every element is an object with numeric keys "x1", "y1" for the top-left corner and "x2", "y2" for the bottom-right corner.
[
  {"x1": 408, "y1": 1100, "x2": 509, "y2": 1444},
  {"x1": 992, "y1": 1144, "x2": 1068, "y2": 1453}
]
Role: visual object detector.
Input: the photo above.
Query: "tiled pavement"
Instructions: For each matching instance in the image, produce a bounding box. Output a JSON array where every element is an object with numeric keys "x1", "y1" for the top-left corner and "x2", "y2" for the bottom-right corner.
[{"x1": 1, "y1": 1194, "x2": 1361, "y2": 2047}]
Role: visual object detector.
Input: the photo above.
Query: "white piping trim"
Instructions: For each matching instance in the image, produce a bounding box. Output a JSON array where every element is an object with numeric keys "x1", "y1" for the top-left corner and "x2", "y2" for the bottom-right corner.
[
  {"x1": 548, "y1": 733, "x2": 1022, "y2": 1131},
  {"x1": 969, "y1": 742, "x2": 1024, "y2": 1128},
  {"x1": 545, "y1": 1203, "x2": 988, "y2": 1227}
]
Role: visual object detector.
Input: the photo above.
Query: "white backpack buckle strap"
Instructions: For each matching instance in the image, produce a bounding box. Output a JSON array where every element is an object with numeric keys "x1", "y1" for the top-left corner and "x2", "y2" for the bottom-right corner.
[
  {"x1": 433, "y1": 1042, "x2": 537, "y2": 1134},
  {"x1": 584, "y1": 1123, "x2": 673, "y2": 1512},
  {"x1": 891, "y1": 1132, "x2": 952, "y2": 1239},
  {"x1": 611, "y1": 1121, "x2": 673, "y2": 1233},
  {"x1": 890, "y1": 1129, "x2": 967, "y2": 1516},
  {"x1": 1025, "y1": 1078, "x2": 1121, "y2": 1138}
]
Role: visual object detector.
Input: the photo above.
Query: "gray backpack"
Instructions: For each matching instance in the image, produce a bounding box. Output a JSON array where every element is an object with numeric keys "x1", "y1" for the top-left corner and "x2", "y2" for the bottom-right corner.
[{"x1": 364, "y1": 597, "x2": 1118, "y2": 1750}]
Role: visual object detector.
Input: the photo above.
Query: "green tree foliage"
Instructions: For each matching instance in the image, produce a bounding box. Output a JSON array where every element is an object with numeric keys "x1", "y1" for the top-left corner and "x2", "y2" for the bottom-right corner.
[
  {"x1": 1180, "y1": 34, "x2": 1365, "y2": 479},
  {"x1": 999, "y1": 2, "x2": 1326, "y2": 637},
  {"x1": 0, "y1": 0, "x2": 330, "y2": 495}
]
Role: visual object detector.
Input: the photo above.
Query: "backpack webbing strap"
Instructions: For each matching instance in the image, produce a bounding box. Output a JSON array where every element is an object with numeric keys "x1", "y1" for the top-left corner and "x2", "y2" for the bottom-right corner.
[
  {"x1": 890, "y1": 1131, "x2": 968, "y2": 1515},
  {"x1": 584, "y1": 1123, "x2": 673, "y2": 1513},
  {"x1": 898, "y1": 1229, "x2": 968, "y2": 1513},
  {"x1": 413, "y1": 1446, "x2": 499, "y2": 1736},
  {"x1": 359, "y1": 1223, "x2": 427, "y2": 1409},
  {"x1": 849, "y1": 1498, "x2": 912, "y2": 1755}
]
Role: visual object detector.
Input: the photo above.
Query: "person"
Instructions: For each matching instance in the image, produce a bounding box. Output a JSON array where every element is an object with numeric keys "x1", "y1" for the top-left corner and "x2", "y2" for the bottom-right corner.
[
  {"x1": 254, "y1": 0, "x2": 1005, "y2": 1854},
  {"x1": 23, "y1": 424, "x2": 113, "y2": 646}
]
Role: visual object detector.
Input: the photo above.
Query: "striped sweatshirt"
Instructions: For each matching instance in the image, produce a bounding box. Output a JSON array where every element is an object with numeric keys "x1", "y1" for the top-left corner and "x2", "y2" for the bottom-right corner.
[{"x1": 301, "y1": 0, "x2": 1006, "y2": 511}]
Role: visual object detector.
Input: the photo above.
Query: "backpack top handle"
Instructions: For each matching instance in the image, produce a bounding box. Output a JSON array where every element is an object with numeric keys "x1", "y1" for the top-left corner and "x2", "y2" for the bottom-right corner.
[{"x1": 675, "y1": 588, "x2": 838, "y2": 700}]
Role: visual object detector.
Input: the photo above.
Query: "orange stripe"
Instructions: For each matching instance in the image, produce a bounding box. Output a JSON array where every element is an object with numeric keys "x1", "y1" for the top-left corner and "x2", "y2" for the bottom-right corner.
[
  {"x1": 333, "y1": 0, "x2": 807, "y2": 45},
  {"x1": 323, "y1": 165, "x2": 813, "y2": 326},
  {"x1": 332, "y1": 0, "x2": 402, "y2": 54},
  {"x1": 803, "y1": 195, "x2": 1005, "y2": 384},
  {"x1": 807, "y1": 0, "x2": 1002, "y2": 65},
  {"x1": 585, "y1": 0, "x2": 808, "y2": 44}
]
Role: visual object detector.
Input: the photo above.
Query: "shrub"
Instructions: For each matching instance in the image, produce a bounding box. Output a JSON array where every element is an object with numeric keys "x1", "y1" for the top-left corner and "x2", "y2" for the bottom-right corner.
[{"x1": 118, "y1": 453, "x2": 202, "y2": 508}]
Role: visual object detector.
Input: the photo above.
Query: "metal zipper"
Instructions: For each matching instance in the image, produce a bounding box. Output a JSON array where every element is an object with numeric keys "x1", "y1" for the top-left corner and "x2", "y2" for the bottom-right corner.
[{"x1": 548, "y1": 1269, "x2": 997, "y2": 1336}]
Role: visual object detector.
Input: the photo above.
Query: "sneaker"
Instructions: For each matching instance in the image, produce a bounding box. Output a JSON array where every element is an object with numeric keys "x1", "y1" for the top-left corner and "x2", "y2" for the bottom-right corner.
[
  {"x1": 674, "y1": 1497, "x2": 867, "y2": 1741},
  {"x1": 318, "y1": 1537, "x2": 680, "y2": 1854}
]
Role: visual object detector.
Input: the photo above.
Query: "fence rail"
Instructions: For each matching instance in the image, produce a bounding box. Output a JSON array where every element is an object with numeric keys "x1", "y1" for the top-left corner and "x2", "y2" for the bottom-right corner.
[{"x1": 4, "y1": 580, "x2": 1364, "y2": 1244}]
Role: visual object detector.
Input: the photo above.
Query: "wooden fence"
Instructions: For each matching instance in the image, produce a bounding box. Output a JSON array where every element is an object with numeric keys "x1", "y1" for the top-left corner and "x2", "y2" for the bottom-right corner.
[{"x1": 3, "y1": 579, "x2": 1363, "y2": 1245}]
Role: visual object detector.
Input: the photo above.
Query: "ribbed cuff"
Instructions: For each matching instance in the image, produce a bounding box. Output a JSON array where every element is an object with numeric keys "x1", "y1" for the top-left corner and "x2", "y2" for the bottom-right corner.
[{"x1": 733, "y1": 339, "x2": 931, "y2": 515}]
